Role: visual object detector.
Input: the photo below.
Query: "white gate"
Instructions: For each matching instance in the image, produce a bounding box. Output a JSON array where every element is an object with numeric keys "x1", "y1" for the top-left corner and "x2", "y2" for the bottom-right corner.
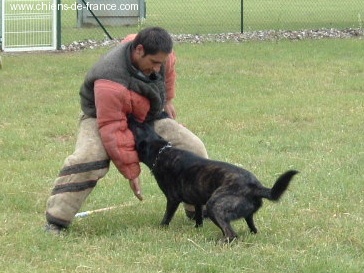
[{"x1": 1, "y1": 0, "x2": 57, "y2": 52}]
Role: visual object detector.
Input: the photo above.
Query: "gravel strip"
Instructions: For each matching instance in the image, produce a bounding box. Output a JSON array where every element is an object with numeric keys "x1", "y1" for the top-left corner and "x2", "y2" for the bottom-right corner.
[{"x1": 61, "y1": 28, "x2": 363, "y2": 51}]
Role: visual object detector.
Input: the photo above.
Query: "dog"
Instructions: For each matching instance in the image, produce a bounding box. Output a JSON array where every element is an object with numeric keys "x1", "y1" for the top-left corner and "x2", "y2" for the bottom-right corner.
[{"x1": 128, "y1": 116, "x2": 298, "y2": 241}]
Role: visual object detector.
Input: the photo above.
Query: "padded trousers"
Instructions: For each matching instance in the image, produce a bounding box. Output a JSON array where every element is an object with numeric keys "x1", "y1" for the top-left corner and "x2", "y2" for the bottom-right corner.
[{"x1": 45, "y1": 114, "x2": 208, "y2": 228}]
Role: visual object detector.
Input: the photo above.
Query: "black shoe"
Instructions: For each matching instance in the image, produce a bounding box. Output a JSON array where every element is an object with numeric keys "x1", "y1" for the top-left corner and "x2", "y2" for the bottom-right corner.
[
  {"x1": 184, "y1": 209, "x2": 209, "y2": 220},
  {"x1": 44, "y1": 223, "x2": 64, "y2": 235}
]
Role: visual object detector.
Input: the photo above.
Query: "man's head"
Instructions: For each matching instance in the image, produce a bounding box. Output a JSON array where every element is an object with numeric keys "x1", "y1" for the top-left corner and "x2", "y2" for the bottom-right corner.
[{"x1": 131, "y1": 27, "x2": 173, "y2": 76}]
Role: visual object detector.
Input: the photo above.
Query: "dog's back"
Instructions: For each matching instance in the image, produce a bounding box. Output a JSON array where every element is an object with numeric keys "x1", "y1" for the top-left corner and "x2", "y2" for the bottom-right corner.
[
  {"x1": 152, "y1": 151, "x2": 251, "y2": 205},
  {"x1": 152, "y1": 148, "x2": 297, "y2": 203}
]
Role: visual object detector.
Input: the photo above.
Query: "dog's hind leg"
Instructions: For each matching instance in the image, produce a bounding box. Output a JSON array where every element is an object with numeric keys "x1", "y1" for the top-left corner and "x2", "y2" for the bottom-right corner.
[
  {"x1": 206, "y1": 204, "x2": 238, "y2": 241},
  {"x1": 209, "y1": 214, "x2": 237, "y2": 242},
  {"x1": 245, "y1": 215, "x2": 258, "y2": 234},
  {"x1": 160, "y1": 199, "x2": 180, "y2": 226}
]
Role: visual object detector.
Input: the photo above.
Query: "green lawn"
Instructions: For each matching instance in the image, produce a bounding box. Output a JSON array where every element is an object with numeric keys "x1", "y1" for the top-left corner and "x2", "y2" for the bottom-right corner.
[
  {"x1": 60, "y1": 0, "x2": 363, "y2": 43},
  {"x1": 0, "y1": 38, "x2": 363, "y2": 272},
  {"x1": 244, "y1": 0, "x2": 363, "y2": 31},
  {"x1": 2, "y1": 0, "x2": 362, "y2": 48}
]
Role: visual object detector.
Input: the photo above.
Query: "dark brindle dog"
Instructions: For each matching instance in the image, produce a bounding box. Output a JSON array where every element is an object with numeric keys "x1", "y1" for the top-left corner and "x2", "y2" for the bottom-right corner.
[{"x1": 128, "y1": 116, "x2": 298, "y2": 241}]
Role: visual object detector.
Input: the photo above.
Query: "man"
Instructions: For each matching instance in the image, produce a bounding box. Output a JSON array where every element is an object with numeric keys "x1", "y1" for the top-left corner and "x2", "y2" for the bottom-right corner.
[{"x1": 45, "y1": 27, "x2": 207, "y2": 233}]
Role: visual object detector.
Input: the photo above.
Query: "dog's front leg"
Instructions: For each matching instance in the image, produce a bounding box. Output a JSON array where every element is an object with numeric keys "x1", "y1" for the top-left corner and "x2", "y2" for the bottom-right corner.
[
  {"x1": 160, "y1": 199, "x2": 180, "y2": 226},
  {"x1": 194, "y1": 205, "x2": 203, "y2": 228}
]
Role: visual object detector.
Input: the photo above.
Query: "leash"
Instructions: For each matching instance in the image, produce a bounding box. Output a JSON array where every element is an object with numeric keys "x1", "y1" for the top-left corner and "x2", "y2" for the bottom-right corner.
[
  {"x1": 75, "y1": 201, "x2": 137, "y2": 218},
  {"x1": 75, "y1": 206, "x2": 117, "y2": 218},
  {"x1": 75, "y1": 143, "x2": 174, "y2": 218}
]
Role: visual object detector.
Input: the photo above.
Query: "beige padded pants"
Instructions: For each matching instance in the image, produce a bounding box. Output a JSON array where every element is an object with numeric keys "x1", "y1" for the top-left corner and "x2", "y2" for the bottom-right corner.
[{"x1": 45, "y1": 114, "x2": 207, "y2": 228}]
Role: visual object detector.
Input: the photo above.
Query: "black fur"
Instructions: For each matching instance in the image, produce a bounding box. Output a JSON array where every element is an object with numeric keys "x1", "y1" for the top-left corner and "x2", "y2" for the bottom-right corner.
[{"x1": 128, "y1": 116, "x2": 298, "y2": 241}]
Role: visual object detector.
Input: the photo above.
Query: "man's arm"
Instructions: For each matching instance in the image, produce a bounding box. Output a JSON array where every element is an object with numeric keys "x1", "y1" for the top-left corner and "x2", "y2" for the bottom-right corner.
[{"x1": 94, "y1": 79, "x2": 141, "y2": 180}]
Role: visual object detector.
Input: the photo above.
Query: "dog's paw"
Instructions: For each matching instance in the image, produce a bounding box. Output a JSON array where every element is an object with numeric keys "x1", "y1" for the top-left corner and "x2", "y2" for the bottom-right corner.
[
  {"x1": 159, "y1": 222, "x2": 170, "y2": 228},
  {"x1": 250, "y1": 228, "x2": 258, "y2": 234},
  {"x1": 215, "y1": 236, "x2": 238, "y2": 245},
  {"x1": 194, "y1": 223, "x2": 203, "y2": 228},
  {"x1": 224, "y1": 236, "x2": 238, "y2": 244}
]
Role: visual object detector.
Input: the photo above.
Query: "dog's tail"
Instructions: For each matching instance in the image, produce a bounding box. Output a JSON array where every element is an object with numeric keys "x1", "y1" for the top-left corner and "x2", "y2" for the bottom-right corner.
[{"x1": 256, "y1": 170, "x2": 299, "y2": 201}]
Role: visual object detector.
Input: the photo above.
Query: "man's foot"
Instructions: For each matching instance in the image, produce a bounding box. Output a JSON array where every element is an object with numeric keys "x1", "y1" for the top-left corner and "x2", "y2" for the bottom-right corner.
[
  {"x1": 185, "y1": 209, "x2": 196, "y2": 220},
  {"x1": 184, "y1": 209, "x2": 209, "y2": 220},
  {"x1": 184, "y1": 204, "x2": 209, "y2": 220},
  {"x1": 44, "y1": 223, "x2": 64, "y2": 235}
]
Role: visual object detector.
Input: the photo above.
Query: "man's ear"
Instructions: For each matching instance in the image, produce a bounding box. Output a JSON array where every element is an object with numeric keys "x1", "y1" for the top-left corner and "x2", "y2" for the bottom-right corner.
[{"x1": 135, "y1": 44, "x2": 145, "y2": 57}]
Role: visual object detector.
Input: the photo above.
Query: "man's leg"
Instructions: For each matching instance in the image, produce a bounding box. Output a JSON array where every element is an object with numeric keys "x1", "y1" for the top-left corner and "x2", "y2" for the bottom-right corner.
[
  {"x1": 153, "y1": 118, "x2": 208, "y2": 158},
  {"x1": 45, "y1": 115, "x2": 110, "y2": 233},
  {"x1": 153, "y1": 118, "x2": 208, "y2": 219}
]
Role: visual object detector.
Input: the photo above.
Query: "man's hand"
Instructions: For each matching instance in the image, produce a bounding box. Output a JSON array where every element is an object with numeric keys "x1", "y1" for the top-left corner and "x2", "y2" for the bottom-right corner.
[
  {"x1": 164, "y1": 100, "x2": 177, "y2": 119},
  {"x1": 129, "y1": 177, "x2": 143, "y2": 201}
]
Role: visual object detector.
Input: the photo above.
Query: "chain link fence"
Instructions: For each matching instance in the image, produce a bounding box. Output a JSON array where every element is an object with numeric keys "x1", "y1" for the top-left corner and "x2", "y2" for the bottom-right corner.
[{"x1": 60, "y1": 0, "x2": 363, "y2": 45}]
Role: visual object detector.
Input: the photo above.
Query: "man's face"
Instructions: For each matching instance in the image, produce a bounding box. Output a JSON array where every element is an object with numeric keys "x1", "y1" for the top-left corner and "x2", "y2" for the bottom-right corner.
[{"x1": 133, "y1": 44, "x2": 169, "y2": 76}]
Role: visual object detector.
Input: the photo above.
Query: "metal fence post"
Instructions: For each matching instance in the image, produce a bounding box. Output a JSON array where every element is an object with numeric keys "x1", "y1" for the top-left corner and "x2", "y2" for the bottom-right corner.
[
  {"x1": 241, "y1": 0, "x2": 244, "y2": 33},
  {"x1": 0, "y1": 0, "x2": 3, "y2": 49},
  {"x1": 80, "y1": 0, "x2": 113, "y2": 40},
  {"x1": 56, "y1": 0, "x2": 61, "y2": 50}
]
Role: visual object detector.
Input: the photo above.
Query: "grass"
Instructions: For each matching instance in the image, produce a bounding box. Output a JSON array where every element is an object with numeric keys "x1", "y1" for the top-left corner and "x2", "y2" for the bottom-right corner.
[
  {"x1": 60, "y1": 0, "x2": 363, "y2": 43},
  {"x1": 2, "y1": 0, "x2": 362, "y2": 48},
  {"x1": 59, "y1": 0, "x2": 241, "y2": 43},
  {"x1": 0, "y1": 37, "x2": 364, "y2": 272},
  {"x1": 244, "y1": 0, "x2": 363, "y2": 31}
]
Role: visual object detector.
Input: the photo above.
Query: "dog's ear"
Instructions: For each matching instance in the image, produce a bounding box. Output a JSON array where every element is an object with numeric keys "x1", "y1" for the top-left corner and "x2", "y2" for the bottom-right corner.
[
  {"x1": 136, "y1": 140, "x2": 149, "y2": 163},
  {"x1": 127, "y1": 114, "x2": 136, "y2": 131},
  {"x1": 127, "y1": 114, "x2": 135, "y2": 122},
  {"x1": 127, "y1": 114, "x2": 143, "y2": 126},
  {"x1": 137, "y1": 140, "x2": 147, "y2": 153}
]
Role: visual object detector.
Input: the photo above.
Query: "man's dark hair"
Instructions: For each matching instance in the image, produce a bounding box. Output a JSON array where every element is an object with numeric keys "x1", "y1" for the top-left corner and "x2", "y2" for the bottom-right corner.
[{"x1": 132, "y1": 27, "x2": 173, "y2": 56}]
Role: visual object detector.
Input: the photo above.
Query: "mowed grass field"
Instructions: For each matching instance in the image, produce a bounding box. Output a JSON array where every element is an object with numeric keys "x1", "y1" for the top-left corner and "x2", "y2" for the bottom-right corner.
[
  {"x1": 0, "y1": 37, "x2": 363, "y2": 272},
  {"x1": 2, "y1": 0, "x2": 361, "y2": 48},
  {"x1": 60, "y1": 0, "x2": 363, "y2": 43}
]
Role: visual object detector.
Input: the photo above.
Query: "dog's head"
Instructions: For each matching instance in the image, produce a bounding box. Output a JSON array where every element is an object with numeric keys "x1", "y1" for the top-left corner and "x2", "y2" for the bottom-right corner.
[{"x1": 128, "y1": 115, "x2": 169, "y2": 167}]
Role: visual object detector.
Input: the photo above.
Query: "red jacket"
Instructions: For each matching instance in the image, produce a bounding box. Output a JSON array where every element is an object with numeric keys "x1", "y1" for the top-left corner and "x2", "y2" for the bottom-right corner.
[{"x1": 93, "y1": 36, "x2": 176, "y2": 180}]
